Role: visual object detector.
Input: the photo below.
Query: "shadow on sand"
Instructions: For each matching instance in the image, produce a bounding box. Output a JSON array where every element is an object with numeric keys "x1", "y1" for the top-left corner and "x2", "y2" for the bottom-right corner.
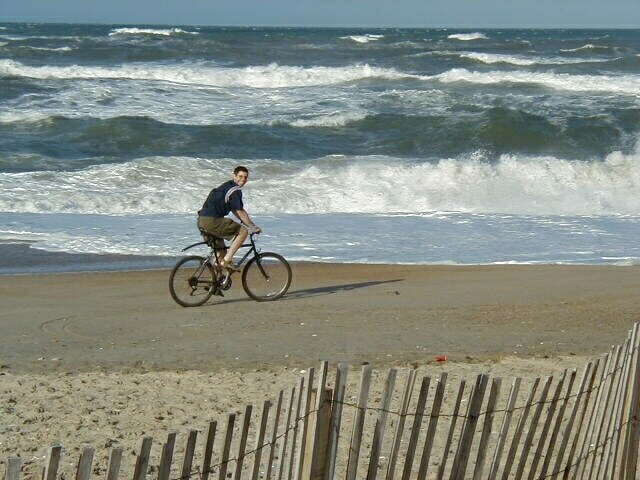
[{"x1": 207, "y1": 279, "x2": 403, "y2": 306}]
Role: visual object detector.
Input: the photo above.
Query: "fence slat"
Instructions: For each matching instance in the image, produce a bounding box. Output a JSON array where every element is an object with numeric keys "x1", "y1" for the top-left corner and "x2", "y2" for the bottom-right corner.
[
  {"x1": 133, "y1": 437, "x2": 153, "y2": 480},
  {"x1": 550, "y1": 362, "x2": 595, "y2": 479},
  {"x1": 286, "y1": 378, "x2": 305, "y2": 480},
  {"x1": 499, "y1": 378, "x2": 541, "y2": 480},
  {"x1": 234, "y1": 404, "x2": 253, "y2": 480},
  {"x1": 613, "y1": 326, "x2": 638, "y2": 479},
  {"x1": 585, "y1": 346, "x2": 624, "y2": 480},
  {"x1": 294, "y1": 368, "x2": 315, "y2": 480},
  {"x1": 218, "y1": 413, "x2": 236, "y2": 480},
  {"x1": 307, "y1": 361, "x2": 329, "y2": 480},
  {"x1": 266, "y1": 391, "x2": 283, "y2": 480},
  {"x1": 385, "y1": 369, "x2": 417, "y2": 480},
  {"x1": 181, "y1": 430, "x2": 198, "y2": 480},
  {"x1": 527, "y1": 370, "x2": 568, "y2": 480},
  {"x1": 277, "y1": 386, "x2": 297, "y2": 480},
  {"x1": 401, "y1": 375, "x2": 431, "y2": 480},
  {"x1": 158, "y1": 432, "x2": 177, "y2": 480},
  {"x1": 623, "y1": 322, "x2": 640, "y2": 480},
  {"x1": 596, "y1": 343, "x2": 628, "y2": 479},
  {"x1": 346, "y1": 364, "x2": 373, "y2": 480},
  {"x1": 616, "y1": 330, "x2": 635, "y2": 480},
  {"x1": 434, "y1": 378, "x2": 465, "y2": 480},
  {"x1": 487, "y1": 377, "x2": 521, "y2": 480},
  {"x1": 538, "y1": 369, "x2": 578, "y2": 479},
  {"x1": 416, "y1": 372, "x2": 448, "y2": 480},
  {"x1": 366, "y1": 368, "x2": 397, "y2": 480},
  {"x1": 132, "y1": 437, "x2": 153, "y2": 480},
  {"x1": 473, "y1": 378, "x2": 502, "y2": 480},
  {"x1": 43, "y1": 445, "x2": 62, "y2": 480},
  {"x1": 514, "y1": 376, "x2": 552, "y2": 480},
  {"x1": 75, "y1": 446, "x2": 95, "y2": 480},
  {"x1": 106, "y1": 447, "x2": 123, "y2": 480},
  {"x1": 451, "y1": 374, "x2": 489, "y2": 480},
  {"x1": 325, "y1": 363, "x2": 348, "y2": 480},
  {"x1": 618, "y1": 327, "x2": 636, "y2": 480},
  {"x1": 570, "y1": 354, "x2": 610, "y2": 480},
  {"x1": 605, "y1": 337, "x2": 633, "y2": 478},
  {"x1": 5, "y1": 457, "x2": 21, "y2": 480},
  {"x1": 562, "y1": 362, "x2": 600, "y2": 480},
  {"x1": 250, "y1": 400, "x2": 272, "y2": 480},
  {"x1": 201, "y1": 421, "x2": 217, "y2": 480},
  {"x1": 450, "y1": 383, "x2": 475, "y2": 480}
]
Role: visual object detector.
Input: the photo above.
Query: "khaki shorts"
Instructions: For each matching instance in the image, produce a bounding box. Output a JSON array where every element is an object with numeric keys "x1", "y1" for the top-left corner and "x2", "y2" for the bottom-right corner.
[{"x1": 197, "y1": 216, "x2": 242, "y2": 240}]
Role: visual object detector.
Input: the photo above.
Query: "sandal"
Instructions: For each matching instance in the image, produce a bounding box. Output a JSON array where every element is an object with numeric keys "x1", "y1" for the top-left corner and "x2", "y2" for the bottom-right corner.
[{"x1": 221, "y1": 258, "x2": 241, "y2": 272}]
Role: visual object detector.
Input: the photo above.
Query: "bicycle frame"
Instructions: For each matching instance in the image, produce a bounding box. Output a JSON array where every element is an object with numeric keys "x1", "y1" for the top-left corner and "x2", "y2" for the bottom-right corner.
[
  {"x1": 181, "y1": 233, "x2": 262, "y2": 273},
  {"x1": 171, "y1": 231, "x2": 290, "y2": 305}
]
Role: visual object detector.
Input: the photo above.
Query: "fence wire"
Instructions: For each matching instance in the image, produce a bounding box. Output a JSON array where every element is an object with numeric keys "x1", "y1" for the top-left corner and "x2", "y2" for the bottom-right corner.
[{"x1": 168, "y1": 350, "x2": 637, "y2": 480}]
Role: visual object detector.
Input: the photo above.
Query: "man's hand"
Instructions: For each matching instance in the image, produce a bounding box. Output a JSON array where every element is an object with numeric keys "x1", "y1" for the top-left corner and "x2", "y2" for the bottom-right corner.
[{"x1": 233, "y1": 209, "x2": 261, "y2": 234}]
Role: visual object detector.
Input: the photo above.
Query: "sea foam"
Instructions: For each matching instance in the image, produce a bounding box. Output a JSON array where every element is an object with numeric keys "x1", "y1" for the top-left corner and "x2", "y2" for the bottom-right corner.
[
  {"x1": 458, "y1": 52, "x2": 604, "y2": 66},
  {"x1": 0, "y1": 60, "x2": 405, "y2": 88},
  {"x1": 434, "y1": 68, "x2": 640, "y2": 95},
  {"x1": 3, "y1": 59, "x2": 638, "y2": 95},
  {"x1": 108, "y1": 27, "x2": 199, "y2": 36},
  {"x1": 560, "y1": 44, "x2": 611, "y2": 53},
  {"x1": 340, "y1": 34, "x2": 384, "y2": 44},
  {"x1": 20, "y1": 46, "x2": 75, "y2": 52},
  {"x1": 1, "y1": 144, "x2": 639, "y2": 216},
  {"x1": 448, "y1": 32, "x2": 488, "y2": 41}
]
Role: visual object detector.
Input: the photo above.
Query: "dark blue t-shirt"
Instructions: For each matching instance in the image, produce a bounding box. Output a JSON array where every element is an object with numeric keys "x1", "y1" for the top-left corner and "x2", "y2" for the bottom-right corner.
[{"x1": 199, "y1": 180, "x2": 243, "y2": 217}]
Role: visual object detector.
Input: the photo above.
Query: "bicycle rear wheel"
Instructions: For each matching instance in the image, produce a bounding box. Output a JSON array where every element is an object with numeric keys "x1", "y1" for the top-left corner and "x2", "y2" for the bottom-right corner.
[
  {"x1": 242, "y1": 252, "x2": 292, "y2": 302},
  {"x1": 169, "y1": 256, "x2": 217, "y2": 307}
]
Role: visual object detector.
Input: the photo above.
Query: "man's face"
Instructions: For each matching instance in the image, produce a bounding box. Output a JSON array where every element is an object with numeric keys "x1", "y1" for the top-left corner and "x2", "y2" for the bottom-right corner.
[{"x1": 234, "y1": 171, "x2": 249, "y2": 187}]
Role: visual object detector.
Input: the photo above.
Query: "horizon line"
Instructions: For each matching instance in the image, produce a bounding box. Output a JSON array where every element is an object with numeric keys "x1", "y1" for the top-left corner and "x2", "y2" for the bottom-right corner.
[{"x1": 2, "y1": 20, "x2": 639, "y2": 30}]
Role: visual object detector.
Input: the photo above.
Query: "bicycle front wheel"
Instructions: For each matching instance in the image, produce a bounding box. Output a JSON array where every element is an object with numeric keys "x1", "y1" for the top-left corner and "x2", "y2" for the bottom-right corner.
[
  {"x1": 169, "y1": 256, "x2": 216, "y2": 307},
  {"x1": 242, "y1": 252, "x2": 292, "y2": 302}
]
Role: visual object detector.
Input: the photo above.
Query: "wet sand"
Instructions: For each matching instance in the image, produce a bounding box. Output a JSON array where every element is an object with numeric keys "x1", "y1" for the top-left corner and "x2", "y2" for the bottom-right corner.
[{"x1": 0, "y1": 263, "x2": 638, "y2": 373}]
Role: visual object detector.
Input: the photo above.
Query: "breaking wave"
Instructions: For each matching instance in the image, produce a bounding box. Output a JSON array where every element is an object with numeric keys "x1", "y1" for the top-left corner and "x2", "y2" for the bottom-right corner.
[
  {"x1": 560, "y1": 44, "x2": 613, "y2": 53},
  {"x1": 1, "y1": 144, "x2": 639, "y2": 216},
  {"x1": 0, "y1": 60, "x2": 406, "y2": 88},
  {"x1": 3, "y1": 60, "x2": 638, "y2": 95},
  {"x1": 108, "y1": 27, "x2": 199, "y2": 36},
  {"x1": 458, "y1": 52, "x2": 608, "y2": 66},
  {"x1": 340, "y1": 34, "x2": 384, "y2": 44},
  {"x1": 448, "y1": 32, "x2": 488, "y2": 41},
  {"x1": 434, "y1": 68, "x2": 640, "y2": 95}
]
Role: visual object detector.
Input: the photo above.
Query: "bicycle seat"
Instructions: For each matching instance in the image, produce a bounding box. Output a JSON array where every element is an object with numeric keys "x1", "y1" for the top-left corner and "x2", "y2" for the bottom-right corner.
[{"x1": 198, "y1": 229, "x2": 225, "y2": 247}]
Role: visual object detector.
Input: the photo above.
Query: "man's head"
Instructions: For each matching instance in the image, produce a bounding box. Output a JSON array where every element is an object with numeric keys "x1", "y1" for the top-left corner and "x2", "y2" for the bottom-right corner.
[{"x1": 233, "y1": 166, "x2": 249, "y2": 187}]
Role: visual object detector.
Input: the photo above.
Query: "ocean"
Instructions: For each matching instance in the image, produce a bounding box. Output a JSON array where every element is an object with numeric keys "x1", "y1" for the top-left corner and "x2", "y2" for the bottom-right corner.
[{"x1": 0, "y1": 24, "x2": 638, "y2": 270}]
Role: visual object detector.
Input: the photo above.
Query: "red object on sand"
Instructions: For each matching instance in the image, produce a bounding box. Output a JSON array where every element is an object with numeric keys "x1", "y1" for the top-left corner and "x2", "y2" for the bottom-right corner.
[{"x1": 436, "y1": 355, "x2": 447, "y2": 362}]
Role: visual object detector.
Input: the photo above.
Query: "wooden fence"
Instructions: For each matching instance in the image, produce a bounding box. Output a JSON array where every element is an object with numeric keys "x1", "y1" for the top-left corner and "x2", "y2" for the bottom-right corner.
[{"x1": 4, "y1": 323, "x2": 640, "y2": 480}]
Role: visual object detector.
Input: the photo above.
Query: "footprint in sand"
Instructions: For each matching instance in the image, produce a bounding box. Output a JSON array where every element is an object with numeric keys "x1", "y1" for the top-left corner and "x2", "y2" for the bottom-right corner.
[{"x1": 38, "y1": 316, "x2": 95, "y2": 340}]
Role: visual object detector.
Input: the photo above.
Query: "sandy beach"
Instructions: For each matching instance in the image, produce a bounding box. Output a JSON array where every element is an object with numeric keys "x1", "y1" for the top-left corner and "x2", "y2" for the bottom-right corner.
[
  {"x1": 0, "y1": 262, "x2": 639, "y2": 476},
  {"x1": 1, "y1": 263, "x2": 638, "y2": 373}
]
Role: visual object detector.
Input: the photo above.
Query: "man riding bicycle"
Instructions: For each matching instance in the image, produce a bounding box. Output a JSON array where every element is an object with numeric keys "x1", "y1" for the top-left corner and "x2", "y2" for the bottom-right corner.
[
  {"x1": 197, "y1": 166, "x2": 262, "y2": 272},
  {"x1": 169, "y1": 168, "x2": 289, "y2": 306}
]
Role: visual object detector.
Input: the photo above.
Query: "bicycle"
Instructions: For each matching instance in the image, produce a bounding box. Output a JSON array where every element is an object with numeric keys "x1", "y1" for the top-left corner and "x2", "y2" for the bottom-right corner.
[{"x1": 169, "y1": 230, "x2": 292, "y2": 307}]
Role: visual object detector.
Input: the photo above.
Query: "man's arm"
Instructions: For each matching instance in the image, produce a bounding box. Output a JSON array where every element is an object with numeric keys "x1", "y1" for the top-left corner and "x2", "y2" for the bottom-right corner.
[{"x1": 233, "y1": 209, "x2": 262, "y2": 233}]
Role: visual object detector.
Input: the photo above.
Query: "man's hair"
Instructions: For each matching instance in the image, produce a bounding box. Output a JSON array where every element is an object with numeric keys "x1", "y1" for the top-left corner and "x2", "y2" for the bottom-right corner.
[{"x1": 234, "y1": 166, "x2": 249, "y2": 175}]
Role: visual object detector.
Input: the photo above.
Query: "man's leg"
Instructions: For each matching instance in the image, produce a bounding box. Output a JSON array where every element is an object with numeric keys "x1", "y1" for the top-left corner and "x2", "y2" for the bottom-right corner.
[
  {"x1": 214, "y1": 238, "x2": 227, "y2": 264},
  {"x1": 213, "y1": 238, "x2": 227, "y2": 282},
  {"x1": 223, "y1": 227, "x2": 247, "y2": 265}
]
